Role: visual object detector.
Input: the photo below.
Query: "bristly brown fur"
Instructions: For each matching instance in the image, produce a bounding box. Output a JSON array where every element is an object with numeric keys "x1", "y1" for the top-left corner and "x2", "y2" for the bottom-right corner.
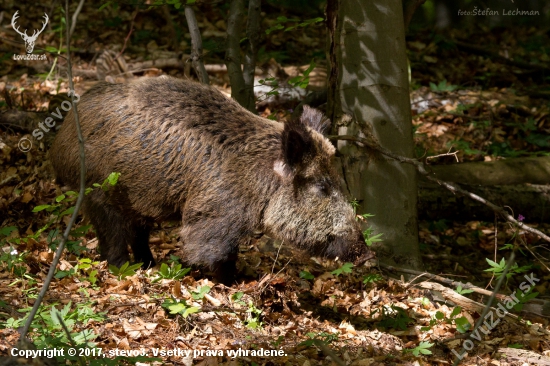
[{"x1": 50, "y1": 77, "x2": 372, "y2": 281}]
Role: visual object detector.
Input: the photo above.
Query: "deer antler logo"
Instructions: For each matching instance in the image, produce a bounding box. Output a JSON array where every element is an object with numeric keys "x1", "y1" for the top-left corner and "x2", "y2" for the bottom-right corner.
[{"x1": 11, "y1": 11, "x2": 49, "y2": 54}]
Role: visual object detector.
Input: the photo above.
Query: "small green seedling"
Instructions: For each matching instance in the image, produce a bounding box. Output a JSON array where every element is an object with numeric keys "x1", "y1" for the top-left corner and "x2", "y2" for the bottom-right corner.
[
  {"x1": 191, "y1": 286, "x2": 211, "y2": 300},
  {"x1": 109, "y1": 262, "x2": 142, "y2": 280},
  {"x1": 331, "y1": 262, "x2": 353, "y2": 277},
  {"x1": 404, "y1": 341, "x2": 434, "y2": 357}
]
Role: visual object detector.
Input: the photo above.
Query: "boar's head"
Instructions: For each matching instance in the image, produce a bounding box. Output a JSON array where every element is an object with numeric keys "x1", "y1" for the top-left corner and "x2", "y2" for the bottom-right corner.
[{"x1": 263, "y1": 106, "x2": 374, "y2": 265}]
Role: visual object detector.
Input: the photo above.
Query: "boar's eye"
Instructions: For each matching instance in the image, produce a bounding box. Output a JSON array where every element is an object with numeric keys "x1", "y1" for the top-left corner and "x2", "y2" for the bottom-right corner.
[{"x1": 312, "y1": 180, "x2": 331, "y2": 197}]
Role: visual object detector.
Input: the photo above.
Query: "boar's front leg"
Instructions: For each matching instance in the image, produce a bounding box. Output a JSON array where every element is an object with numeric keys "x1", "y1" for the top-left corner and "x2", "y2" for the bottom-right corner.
[
  {"x1": 85, "y1": 190, "x2": 155, "y2": 269},
  {"x1": 131, "y1": 224, "x2": 155, "y2": 268}
]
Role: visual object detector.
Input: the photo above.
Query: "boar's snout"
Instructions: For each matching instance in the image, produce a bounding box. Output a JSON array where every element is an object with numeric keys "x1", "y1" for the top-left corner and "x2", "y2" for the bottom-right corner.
[
  {"x1": 328, "y1": 232, "x2": 376, "y2": 266},
  {"x1": 352, "y1": 233, "x2": 376, "y2": 265}
]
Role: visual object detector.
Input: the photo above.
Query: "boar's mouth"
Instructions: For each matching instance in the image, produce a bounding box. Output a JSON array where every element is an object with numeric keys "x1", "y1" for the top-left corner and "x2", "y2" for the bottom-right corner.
[
  {"x1": 324, "y1": 234, "x2": 376, "y2": 265},
  {"x1": 353, "y1": 248, "x2": 376, "y2": 265}
]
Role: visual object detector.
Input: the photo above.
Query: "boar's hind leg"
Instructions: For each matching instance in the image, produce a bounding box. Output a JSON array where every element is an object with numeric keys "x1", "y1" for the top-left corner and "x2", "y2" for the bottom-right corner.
[{"x1": 84, "y1": 192, "x2": 155, "y2": 269}]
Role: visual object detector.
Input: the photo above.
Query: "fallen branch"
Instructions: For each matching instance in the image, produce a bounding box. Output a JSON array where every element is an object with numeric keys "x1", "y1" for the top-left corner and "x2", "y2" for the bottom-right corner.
[
  {"x1": 497, "y1": 348, "x2": 550, "y2": 365},
  {"x1": 418, "y1": 179, "x2": 550, "y2": 222},
  {"x1": 329, "y1": 134, "x2": 550, "y2": 244},
  {"x1": 417, "y1": 281, "x2": 520, "y2": 324},
  {"x1": 380, "y1": 263, "x2": 495, "y2": 297},
  {"x1": 429, "y1": 156, "x2": 550, "y2": 186},
  {"x1": 0, "y1": 110, "x2": 46, "y2": 132},
  {"x1": 381, "y1": 263, "x2": 550, "y2": 319}
]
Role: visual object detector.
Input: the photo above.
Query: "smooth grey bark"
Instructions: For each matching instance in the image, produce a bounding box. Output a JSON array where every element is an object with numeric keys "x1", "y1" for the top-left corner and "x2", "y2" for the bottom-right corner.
[{"x1": 327, "y1": 0, "x2": 421, "y2": 269}]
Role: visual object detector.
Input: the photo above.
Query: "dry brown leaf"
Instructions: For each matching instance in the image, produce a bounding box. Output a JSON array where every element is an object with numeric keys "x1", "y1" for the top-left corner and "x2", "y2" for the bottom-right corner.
[
  {"x1": 172, "y1": 281, "x2": 183, "y2": 298},
  {"x1": 123, "y1": 317, "x2": 157, "y2": 340},
  {"x1": 117, "y1": 337, "x2": 130, "y2": 349}
]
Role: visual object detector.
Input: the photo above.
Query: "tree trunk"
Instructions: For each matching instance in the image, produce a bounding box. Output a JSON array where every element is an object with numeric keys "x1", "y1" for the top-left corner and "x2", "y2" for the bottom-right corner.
[{"x1": 326, "y1": 0, "x2": 422, "y2": 270}]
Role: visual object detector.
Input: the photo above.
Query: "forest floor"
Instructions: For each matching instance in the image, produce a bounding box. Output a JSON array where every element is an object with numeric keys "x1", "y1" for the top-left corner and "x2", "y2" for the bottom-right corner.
[{"x1": 1, "y1": 2, "x2": 550, "y2": 366}]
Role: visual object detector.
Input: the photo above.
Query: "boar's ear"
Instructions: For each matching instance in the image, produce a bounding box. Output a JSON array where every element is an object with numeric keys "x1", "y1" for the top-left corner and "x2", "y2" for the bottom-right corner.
[
  {"x1": 275, "y1": 122, "x2": 313, "y2": 178},
  {"x1": 300, "y1": 105, "x2": 331, "y2": 134}
]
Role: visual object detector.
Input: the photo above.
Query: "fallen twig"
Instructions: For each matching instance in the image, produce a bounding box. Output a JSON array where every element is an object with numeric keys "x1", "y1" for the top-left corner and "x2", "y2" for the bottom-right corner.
[{"x1": 329, "y1": 134, "x2": 550, "y2": 244}]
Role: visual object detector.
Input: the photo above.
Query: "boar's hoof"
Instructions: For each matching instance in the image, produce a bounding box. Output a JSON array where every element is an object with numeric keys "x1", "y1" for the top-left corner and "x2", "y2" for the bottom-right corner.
[{"x1": 208, "y1": 261, "x2": 238, "y2": 286}]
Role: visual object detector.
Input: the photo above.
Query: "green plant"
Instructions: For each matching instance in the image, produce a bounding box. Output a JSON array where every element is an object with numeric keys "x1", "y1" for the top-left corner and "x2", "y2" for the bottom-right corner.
[
  {"x1": 510, "y1": 288, "x2": 539, "y2": 312},
  {"x1": 404, "y1": 341, "x2": 434, "y2": 357},
  {"x1": 258, "y1": 59, "x2": 316, "y2": 98},
  {"x1": 162, "y1": 298, "x2": 200, "y2": 318},
  {"x1": 144, "y1": 0, "x2": 196, "y2": 10},
  {"x1": 257, "y1": 77, "x2": 279, "y2": 99},
  {"x1": 448, "y1": 139, "x2": 484, "y2": 156},
  {"x1": 153, "y1": 262, "x2": 191, "y2": 282},
  {"x1": 358, "y1": 212, "x2": 374, "y2": 219},
  {"x1": 299, "y1": 332, "x2": 338, "y2": 347},
  {"x1": 28, "y1": 172, "x2": 121, "y2": 255},
  {"x1": 288, "y1": 60, "x2": 316, "y2": 89},
  {"x1": 5, "y1": 301, "x2": 105, "y2": 353},
  {"x1": 363, "y1": 273, "x2": 384, "y2": 285},
  {"x1": 455, "y1": 285, "x2": 474, "y2": 295},
  {"x1": 421, "y1": 306, "x2": 471, "y2": 333},
  {"x1": 244, "y1": 302, "x2": 263, "y2": 330},
  {"x1": 271, "y1": 335, "x2": 285, "y2": 348},
  {"x1": 299, "y1": 270, "x2": 315, "y2": 280},
  {"x1": 363, "y1": 226, "x2": 383, "y2": 247},
  {"x1": 231, "y1": 292, "x2": 246, "y2": 306},
  {"x1": 484, "y1": 258, "x2": 532, "y2": 281},
  {"x1": 40, "y1": 8, "x2": 67, "y2": 82},
  {"x1": 109, "y1": 262, "x2": 143, "y2": 280},
  {"x1": 191, "y1": 286, "x2": 211, "y2": 301},
  {"x1": 55, "y1": 258, "x2": 100, "y2": 286},
  {"x1": 429, "y1": 80, "x2": 457, "y2": 92},
  {"x1": 454, "y1": 103, "x2": 473, "y2": 114},
  {"x1": 0, "y1": 227, "x2": 27, "y2": 277},
  {"x1": 357, "y1": 213, "x2": 383, "y2": 246},
  {"x1": 331, "y1": 262, "x2": 353, "y2": 277},
  {"x1": 166, "y1": 255, "x2": 182, "y2": 264},
  {"x1": 350, "y1": 199, "x2": 360, "y2": 214},
  {"x1": 375, "y1": 305, "x2": 414, "y2": 331}
]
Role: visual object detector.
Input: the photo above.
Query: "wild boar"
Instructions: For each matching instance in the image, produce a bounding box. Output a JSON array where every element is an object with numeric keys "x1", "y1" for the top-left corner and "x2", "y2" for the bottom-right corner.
[{"x1": 50, "y1": 77, "x2": 373, "y2": 280}]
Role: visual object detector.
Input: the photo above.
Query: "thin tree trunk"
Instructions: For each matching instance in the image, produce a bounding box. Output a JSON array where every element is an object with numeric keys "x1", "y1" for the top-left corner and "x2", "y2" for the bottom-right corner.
[
  {"x1": 242, "y1": 0, "x2": 261, "y2": 112},
  {"x1": 185, "y1": 5, "x2": 209, "y2": 84},
  {"x1": 225, "y1": 0, "x2": 249, "y2": 110}
]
